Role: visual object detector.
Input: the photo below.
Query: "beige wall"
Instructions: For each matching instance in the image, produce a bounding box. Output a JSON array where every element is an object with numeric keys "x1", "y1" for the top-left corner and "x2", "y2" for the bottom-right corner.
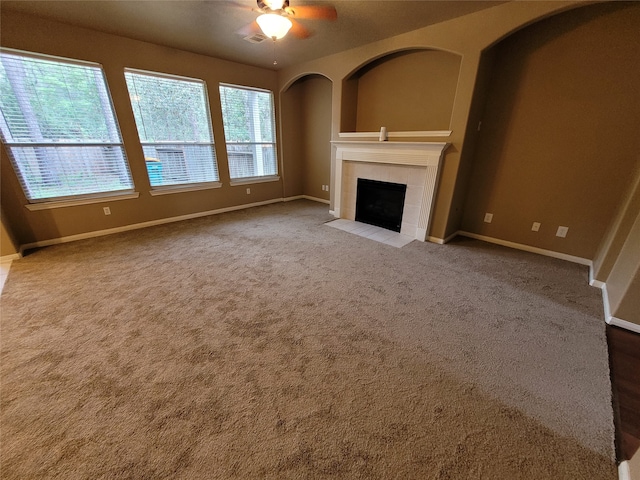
[
  {"x1": 461, "y1": 2, "x2": 640, "y2": 260},
  {"x1": 607, "y1": 211, "x2": 640, "y2": 324},
  {"x1": 281, "y1": 75, "x2": 332, "y2": 201},
  {"x1": 278, "y1": 1, "x2": 586, "y2": 241},
  {"x1": 593, "y1": 165, "x2": 640, "y2": 326},
  {"x1": 593, "y1": 167, "x2": 640, "y2": 281},
  {"x1": 280, "y1": 79, "x2": 304, "y2": 197},
  {"x1": 0, "y1": 11, "x2": 280, "y2": 246},
  {"x1": 1, "y1": 209, "x2": 19, "y2": 258},
  {"x1": 349, "y1": 49, "x2": 460, "y2": 133},
  {"x1": 300, "y1": 76, "x2": 332, "y2": 201}
]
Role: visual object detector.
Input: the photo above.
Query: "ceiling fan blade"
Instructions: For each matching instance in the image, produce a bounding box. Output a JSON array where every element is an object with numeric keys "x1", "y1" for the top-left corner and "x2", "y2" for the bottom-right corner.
[
  {"x1": 227, "y1": 1, "x2": 255, "y2": 12},
  {"x1": 289, "y1": 19, "x2": 311, "y2": 39},
  {"x1": 236, "y1": 20, "x2": 262, "y2": 37},
  {"x1": 288, "y1": 5, "x2": 337, "y2": 21}
]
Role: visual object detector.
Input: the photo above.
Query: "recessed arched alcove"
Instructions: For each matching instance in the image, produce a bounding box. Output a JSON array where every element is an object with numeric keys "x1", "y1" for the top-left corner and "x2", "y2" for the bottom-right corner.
[
  {"x1": 461, "y1": 1, "x2": 640, "y2": 260},
  {"x1": 281, "y1": 74, "x2": 333, "y2": 199},
  {"x1": 340, "y1": 49, "x2": 462, "y2": 133}
]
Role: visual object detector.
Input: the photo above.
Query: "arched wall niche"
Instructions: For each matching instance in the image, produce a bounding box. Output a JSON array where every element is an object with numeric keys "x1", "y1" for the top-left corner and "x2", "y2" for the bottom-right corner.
[
  {"x1": 340, "y1": 48, "x2": 462, "y2": 133},
  {"x1": 280, "y1": 73, "x2": 333, "y2": 199},
  {"x1": 281, "y1": 71, "x2": 334, "y2": 95},
  {"x1": 460, "y1": 1, "x2": 640, "y2": 260}
]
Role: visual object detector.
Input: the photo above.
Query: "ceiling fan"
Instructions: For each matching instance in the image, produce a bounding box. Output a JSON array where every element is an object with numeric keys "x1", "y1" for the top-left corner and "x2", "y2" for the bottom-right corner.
[{"x1": 237, "y1": 0, "x2": 338, "y2": 41}]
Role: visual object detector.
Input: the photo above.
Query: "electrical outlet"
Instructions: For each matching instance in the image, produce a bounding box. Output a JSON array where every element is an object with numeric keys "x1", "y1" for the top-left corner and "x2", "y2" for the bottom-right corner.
[
  {"x1": 484, "y1": 213, "x2": 493, "y2": 223},
  {"x1": 321, "y1": 185, "x2": 326, "y2": 191},
  {"x1": 556, "y1": 226, "x2": 568, "y2": 238},
  {"x1": 532, "y1": 222, "x2": 540, "y2": 232},
  {"x1": 246, "y1": 188, "x2": 251, "y2": 195},
  {"x1": 325, "y1": 185, "x2": 329, "y2": 192},
  {"x1": 103, "y1": 206, "x2": 111, "y2": 216}
]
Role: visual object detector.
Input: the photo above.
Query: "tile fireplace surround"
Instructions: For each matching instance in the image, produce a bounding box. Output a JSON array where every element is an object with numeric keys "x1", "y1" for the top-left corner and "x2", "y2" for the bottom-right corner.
[{"x1": 331, "y1": 141, "x2": 449, "y2": 242}]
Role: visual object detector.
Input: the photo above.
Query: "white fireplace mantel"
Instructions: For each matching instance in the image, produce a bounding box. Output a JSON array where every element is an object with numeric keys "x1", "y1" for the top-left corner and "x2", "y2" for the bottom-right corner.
[{"x1": 331, "y1": 141, "x2": 449, "y2": 242}]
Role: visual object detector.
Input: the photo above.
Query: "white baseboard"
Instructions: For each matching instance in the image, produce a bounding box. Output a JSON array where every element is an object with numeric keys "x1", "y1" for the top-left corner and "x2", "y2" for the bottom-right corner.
[
  {"x1": 283, "y1": 195, "x2": 330, "y2": 205},
  {"x1": 619, "y1": 460, "x2": 631, "y2": 480},
  {"x1": 20, "y1": 198, "x2": 284, "y2": 252},
  {"x1": 1, "y1": 253, "x2": 22, "y2": 263},
  {"x1": 427, "y1": 231, "x2": 459, "y2": 245},
  {"x1": 607, "y1": 316, "x2": 640, "y2": 334},
  {"x1": 303, "y1": 195, "x2": 330, "y2": 205},
  {"x1": 588, "y1": 271, "x2": 640, "y2": 334},
  {"x1": 457, "y1": 231, "x2": 592, "y2": 266}
]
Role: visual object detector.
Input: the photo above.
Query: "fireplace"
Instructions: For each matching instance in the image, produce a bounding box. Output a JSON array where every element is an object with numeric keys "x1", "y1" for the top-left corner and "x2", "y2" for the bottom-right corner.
[
  {"x1": 356, "y1": 178, "x2": 407, "y2": 232},
  {"x1": 331, "y1": 141, "x2": 449, "y2": 241}
]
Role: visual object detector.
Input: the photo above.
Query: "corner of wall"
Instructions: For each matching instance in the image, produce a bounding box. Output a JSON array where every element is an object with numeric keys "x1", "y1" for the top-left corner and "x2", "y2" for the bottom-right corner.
[
  {"x1": 586, "y1": 158, "x2": 640, "y2": 332},
  {"x1": 0, "y1": 207, "x2": 20, "y2": 259},
  {"x1": 592, "y1": 163, "x2": 640, "y2": 282}
]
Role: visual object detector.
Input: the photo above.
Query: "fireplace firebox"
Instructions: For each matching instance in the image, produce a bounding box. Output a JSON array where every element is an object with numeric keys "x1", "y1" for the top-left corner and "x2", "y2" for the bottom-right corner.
[{"x1": 355, "y1": 178, "x2": 407, "y2": 232}]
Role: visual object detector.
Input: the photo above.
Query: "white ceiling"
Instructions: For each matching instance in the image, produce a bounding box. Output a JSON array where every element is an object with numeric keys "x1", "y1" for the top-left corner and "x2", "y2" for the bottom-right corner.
[{"x1": 1, "y1": 1, "x2": 505, "y2": 70}]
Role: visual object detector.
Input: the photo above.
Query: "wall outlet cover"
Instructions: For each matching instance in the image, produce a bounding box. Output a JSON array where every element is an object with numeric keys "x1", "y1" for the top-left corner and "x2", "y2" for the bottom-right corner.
[
  {"x1": 532, "y1": 222, "x2": 541, "y2": 232},
  {"x1": 484, "y1": 213, "x2": 493, "y2": 223},
  {"x1": 556, "y1": 226, "x2": 569, "y2": 238}
]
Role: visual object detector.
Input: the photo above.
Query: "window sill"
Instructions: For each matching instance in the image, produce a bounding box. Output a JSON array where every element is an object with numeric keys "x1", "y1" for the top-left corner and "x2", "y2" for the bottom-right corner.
[
  {"x1": 25, "y1": 192, "x2": 140, "y2": 211},
  {"x1": 149, "y1": 182, "x2": 222, "y2": 196},
  {"x1": 230, "y1": 175, "x2": 280, "y2": 186}
]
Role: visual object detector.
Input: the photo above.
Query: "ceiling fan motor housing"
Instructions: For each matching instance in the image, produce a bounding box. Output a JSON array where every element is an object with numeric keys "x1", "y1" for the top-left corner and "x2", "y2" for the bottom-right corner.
[{"x1": 257, "y1": 0, "x2": 290, "y2": 13}]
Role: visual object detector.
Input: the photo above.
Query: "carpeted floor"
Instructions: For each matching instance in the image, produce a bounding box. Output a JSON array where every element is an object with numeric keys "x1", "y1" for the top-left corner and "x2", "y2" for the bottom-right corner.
[{"x1": 0, "y1": 200, "x2": 616, "y2": 479}]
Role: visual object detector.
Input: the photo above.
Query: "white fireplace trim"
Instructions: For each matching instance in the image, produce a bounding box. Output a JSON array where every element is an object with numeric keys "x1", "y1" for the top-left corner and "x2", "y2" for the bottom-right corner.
[{"x1": 331, "y1": 141, "x2": 449, "y2": 242}]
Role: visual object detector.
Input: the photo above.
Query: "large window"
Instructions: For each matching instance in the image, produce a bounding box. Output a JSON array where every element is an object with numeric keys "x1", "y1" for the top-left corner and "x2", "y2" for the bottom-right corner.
[
  {"x1": 125, "y1": 69, "x2": 219, "y2": 189},
  {"x1": 219, "y1": 84, "x2": 278, "y2": 181},
  {"x1": 0, "y1": 49, "x2": 133, "y2": 202}
]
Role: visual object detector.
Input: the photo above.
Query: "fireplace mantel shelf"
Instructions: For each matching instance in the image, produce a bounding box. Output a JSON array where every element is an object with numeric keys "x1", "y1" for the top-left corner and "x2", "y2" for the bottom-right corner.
[
  {"x1": 331, "y1": 141, "x2": 449, "y2": 168},
  {"x1": 331, "y1": 140, "x2": 448, "y2": 146},
  {"x1": 338, "y1": 130, "x2": 452, "y2": 139}
]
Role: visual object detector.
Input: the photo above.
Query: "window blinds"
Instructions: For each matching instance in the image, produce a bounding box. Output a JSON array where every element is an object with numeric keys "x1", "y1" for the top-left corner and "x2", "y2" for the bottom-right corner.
[
  {"x1": 219, "y1": 84, "x2": 277, "y2": 179},
  {"x1": 125, "y1": 70, "x2": 219, "y2": 187},
  {"x1": 0, "y1": 50, "x2": 133, "y2": 201}
]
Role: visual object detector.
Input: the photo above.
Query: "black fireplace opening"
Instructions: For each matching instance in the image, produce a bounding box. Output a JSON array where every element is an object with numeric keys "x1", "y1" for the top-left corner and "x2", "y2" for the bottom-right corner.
[{"x1": 355, "y1": 178, "x2": 407, "y2": 233}]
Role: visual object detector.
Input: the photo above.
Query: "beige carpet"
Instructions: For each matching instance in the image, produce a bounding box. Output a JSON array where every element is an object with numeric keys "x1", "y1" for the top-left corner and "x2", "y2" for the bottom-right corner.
[{"x1": 0, "y1": 200, "x2": 616, "y2": 479}]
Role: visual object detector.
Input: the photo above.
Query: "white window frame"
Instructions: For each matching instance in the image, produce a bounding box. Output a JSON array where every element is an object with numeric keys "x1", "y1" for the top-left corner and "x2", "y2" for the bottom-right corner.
[
  {"x1": 219, "y1": 83, "x2": 280, "y2": 185},
  {"x1": 124, "y1": 68, "x2": 220, "y2": 194},
  {"x1": 0, "y1": 48, "x2": 137, "y2": 208}
]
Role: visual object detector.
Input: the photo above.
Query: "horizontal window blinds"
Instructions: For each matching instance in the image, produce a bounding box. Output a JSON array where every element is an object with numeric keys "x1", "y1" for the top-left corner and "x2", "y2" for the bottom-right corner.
[
  {"x1": 125, "y1": 70, "x2": 219, "y2": 187},
  {"x1": 0, "y1": 50, "x2": 133, "y2": 201},
  {"x1": 219, "y1": 84, "x2": 277, "y2": 179}
]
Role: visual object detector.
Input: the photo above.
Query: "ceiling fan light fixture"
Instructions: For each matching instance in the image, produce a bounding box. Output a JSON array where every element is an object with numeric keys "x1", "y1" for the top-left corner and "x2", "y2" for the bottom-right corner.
[{"x1": 256, "y1": 13, "x2": 292, "y2": 40}]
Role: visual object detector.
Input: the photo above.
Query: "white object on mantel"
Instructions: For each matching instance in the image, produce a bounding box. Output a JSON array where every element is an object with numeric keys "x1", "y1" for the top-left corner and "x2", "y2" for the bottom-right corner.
[
  {"x1": 331, "y1": 141, "x2": 449, "y2": 242},
  {"x1": 379, "y1": 127, "x2": 387, "y2": 141}
]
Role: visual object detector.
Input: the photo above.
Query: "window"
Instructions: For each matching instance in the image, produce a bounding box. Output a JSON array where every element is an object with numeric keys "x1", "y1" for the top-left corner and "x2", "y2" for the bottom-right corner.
[
  {"x1": 0, "y1": 49, "x2": 133, "y2": 202},
  {"x1": 124, "y1": 69, "x2": 219, "y2": 189},
  {"x1": 219, "y1": 84, "x2": 278, "y2": 181}
]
